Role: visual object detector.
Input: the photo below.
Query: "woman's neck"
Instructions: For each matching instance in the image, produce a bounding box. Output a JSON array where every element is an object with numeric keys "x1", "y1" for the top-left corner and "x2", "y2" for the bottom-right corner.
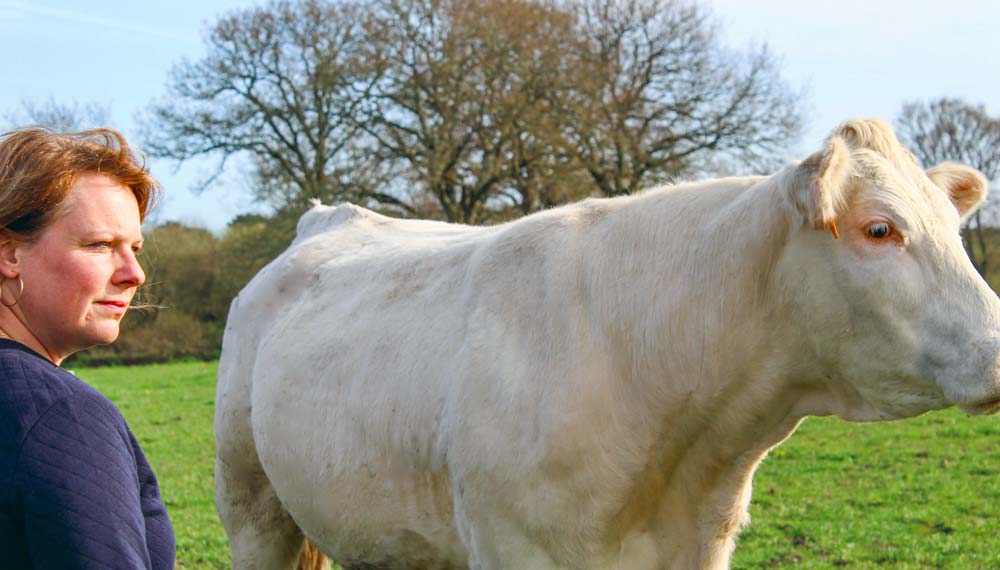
[{"x1": 0, "y1": 312, "x2": 62, "y2": 364}]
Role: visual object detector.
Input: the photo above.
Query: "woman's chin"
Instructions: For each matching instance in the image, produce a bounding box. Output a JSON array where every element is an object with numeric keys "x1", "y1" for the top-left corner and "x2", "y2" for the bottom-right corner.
[{"x1": 82, "y1": 324, "x2": 123, "y2": 348}]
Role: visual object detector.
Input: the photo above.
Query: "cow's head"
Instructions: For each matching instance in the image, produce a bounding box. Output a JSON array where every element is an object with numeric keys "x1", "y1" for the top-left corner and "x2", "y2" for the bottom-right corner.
[{"x1": 780, "y1": 118, "x2": 1000, "y2": 421}]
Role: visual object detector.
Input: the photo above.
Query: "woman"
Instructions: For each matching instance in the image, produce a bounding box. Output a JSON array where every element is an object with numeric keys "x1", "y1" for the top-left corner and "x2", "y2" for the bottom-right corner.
[{"x1": 0, "y1": 128, "x2": 175, "y2": 568}]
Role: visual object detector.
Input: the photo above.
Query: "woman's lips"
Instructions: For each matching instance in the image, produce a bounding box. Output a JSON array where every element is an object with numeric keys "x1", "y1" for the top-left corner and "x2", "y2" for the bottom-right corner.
[{"x1": 96, "y1": 300, "x2": 128, "y2": 315}]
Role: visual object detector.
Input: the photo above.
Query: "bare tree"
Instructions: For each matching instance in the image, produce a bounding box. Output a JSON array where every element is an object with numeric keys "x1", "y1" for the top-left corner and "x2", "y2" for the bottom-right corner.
[
  {"x1": 139, "y1": 0, "x2": 407, "y2": 214},
  {"x1": 4, "y1": 97, "x2": 112, "y2": 132},
  {"x1": 896, "y1": 98, "x2": 1000, "y2": 274},
  {"x1": 141, "y1": 0, "x2": 804, "y2": 223},
  {"x1": 554, "y1": 0, "x2": 804, "y2": 196},
  {"x1": 363, "y1": 0, "x2": 585, "y2": 223}
]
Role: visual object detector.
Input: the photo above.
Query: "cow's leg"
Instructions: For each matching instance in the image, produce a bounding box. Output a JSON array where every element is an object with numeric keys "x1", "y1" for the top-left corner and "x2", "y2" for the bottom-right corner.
[
  {"x1": 215, "y1": 361, "x2": 311, "y2": 570},
  {"x1": 215, "y1": 328, "x2": 320, "y2": 569},
  {"x1": 215, "y1": 453, "x2": 310, "y2": 569}
]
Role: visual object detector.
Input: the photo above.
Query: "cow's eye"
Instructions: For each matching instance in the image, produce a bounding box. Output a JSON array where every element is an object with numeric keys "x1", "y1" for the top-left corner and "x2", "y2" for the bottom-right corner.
[{"x1": 867, "y1": 222, "x2": 891, "y2": 239}]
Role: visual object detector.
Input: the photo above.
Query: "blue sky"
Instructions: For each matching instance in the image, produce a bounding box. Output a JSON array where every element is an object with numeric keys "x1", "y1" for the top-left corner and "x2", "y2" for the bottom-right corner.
[
  {"x1": 0, "y1": 0, "x2": 257, "y2": 231},
  {"x1": 3, "y1": 0, "x2": 999, "y2": 232},
  {"x1": 706, "y1": 0, "x2": 1000, "y2": 140}
]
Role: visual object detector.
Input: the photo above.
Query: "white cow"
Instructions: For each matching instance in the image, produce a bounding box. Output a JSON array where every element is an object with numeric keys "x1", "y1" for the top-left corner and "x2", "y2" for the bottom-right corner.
[{"x1": 215, "y1": 119, "x2": 1000, "y2": 570}]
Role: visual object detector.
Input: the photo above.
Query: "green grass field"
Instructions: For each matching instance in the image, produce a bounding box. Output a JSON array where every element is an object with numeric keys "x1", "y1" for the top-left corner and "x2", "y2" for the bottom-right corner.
[{"x1": 77, "y1": 361, "x2": 1000, "y2": 569}]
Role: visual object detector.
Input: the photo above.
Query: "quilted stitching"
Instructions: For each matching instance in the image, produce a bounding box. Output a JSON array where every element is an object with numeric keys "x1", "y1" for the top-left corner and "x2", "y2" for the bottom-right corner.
[{"x1": 0, "y1": 339, "x2": 175, "y2": 569}]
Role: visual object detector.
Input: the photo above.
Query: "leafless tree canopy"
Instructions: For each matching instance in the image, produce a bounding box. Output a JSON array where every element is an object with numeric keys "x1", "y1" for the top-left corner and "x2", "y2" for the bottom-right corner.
[
  {"x1": 140, "y1": 0, "x2": 404, "y2": 213},
  {"x1": 556, "y1": 0, "x2": 802, "y2": 196},
  {"x1": 897, "y1": 98, "x2": 1000, "y2": 181},
  {"x1": 141, "y1": 0, "x2": 804, "y2": 222},
  {"x1": 4, "y1": 98, "x2": 112, "y2": 132},
  {"x1": 896, "y1": 98, "x2": 1000, "y2": 274},
  {"x1": 362, "y1": 0, "x2": 589, "y2": 223}
]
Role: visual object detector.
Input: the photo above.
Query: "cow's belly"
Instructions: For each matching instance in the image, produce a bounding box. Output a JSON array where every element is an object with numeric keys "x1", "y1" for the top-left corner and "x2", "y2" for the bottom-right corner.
[
  {"x1": 252, "y1": 400, "x2": 468, "y2": 568},
  {"x1": 249, "y1": 328, "x2": 468, "y2": 568},
  {"x1": 294, "y1": 473, "x2": 466, "y2": 569}
]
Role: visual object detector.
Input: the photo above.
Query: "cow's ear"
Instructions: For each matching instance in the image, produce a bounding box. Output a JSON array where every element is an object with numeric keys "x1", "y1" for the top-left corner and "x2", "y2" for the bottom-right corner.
[
  {"x1": 789, "y1": 135, "x2": 852, "y2": 236},
  {"x1": 926, "y1": 163, "x2": 988, "y2": 222}
]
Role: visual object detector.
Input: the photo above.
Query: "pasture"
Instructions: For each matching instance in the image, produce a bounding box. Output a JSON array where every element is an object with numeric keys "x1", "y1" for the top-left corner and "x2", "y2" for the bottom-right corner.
[{"x1": 79, "y1": 361, "x2": 1000, "y2": 569}]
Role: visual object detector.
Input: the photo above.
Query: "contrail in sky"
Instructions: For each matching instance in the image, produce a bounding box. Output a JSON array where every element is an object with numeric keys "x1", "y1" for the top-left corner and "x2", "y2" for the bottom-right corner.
[{"x1": 0, "y1": 1, "x2": 199, "y2": 44}]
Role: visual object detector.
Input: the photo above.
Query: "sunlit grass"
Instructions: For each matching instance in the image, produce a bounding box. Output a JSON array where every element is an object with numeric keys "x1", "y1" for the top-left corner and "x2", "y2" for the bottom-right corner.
[{"x1": 733, "y1": 411, "x2": 1000, "y2": 569}]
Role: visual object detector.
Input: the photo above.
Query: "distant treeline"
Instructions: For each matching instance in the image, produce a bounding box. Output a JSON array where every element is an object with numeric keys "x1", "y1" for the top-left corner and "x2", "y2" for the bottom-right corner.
[{"x1": 976, "y1": 228, "x2": 1000, "y2": 293}]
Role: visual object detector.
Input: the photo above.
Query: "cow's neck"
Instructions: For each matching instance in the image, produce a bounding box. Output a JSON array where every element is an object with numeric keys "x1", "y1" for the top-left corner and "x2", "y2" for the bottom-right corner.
[{"x1": 586, "y1": 176, "x2": 820, "y2": 568}]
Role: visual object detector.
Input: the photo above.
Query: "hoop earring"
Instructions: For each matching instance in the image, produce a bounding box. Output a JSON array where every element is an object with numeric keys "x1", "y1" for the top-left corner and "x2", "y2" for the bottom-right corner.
[{"x1": 0, "y1": 276, "x2": 24, "y2": 308}]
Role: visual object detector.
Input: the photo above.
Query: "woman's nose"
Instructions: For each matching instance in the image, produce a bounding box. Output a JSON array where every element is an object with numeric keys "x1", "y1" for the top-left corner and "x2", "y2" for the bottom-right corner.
[{"x1": 114, "y1": 249, "x2": 146, "y2": 287}]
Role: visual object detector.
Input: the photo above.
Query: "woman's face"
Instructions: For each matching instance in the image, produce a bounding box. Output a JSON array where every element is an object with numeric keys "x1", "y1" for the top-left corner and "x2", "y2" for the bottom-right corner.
[{"x1": 14, "y1": 173, "x2": 145, "y2": 360}]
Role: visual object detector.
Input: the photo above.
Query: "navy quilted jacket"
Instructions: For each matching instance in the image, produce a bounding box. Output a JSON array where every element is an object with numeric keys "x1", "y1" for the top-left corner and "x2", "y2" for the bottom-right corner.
[{"x1": 0, "y1": 339, "x2": 175, "y2": 569}]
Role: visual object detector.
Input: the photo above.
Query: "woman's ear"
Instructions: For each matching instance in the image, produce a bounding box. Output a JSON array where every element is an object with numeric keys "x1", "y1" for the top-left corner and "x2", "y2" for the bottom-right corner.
[{"x1": 0, "y1": 231, "x2": 22, "y2": 279}]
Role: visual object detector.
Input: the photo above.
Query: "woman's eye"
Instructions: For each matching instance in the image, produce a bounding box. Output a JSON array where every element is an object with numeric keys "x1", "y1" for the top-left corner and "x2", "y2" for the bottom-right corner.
[
  {"x1": 867, "y1": 223, "x2": 891, "y2": 239},
  {"x1": 89, "y1": 242, "x2": 112, "y2": 249}
]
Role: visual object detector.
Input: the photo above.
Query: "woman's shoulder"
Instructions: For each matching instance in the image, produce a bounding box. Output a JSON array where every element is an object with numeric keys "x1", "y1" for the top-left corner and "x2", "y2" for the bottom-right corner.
[{"x1": 0, "y1": 339, "x2": 123, "y2": 441}]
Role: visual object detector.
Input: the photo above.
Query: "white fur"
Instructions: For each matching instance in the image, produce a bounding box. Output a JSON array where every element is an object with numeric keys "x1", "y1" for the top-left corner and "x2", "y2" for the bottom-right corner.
[{"x1": 215, "y1": 119, "x2": 1000, "y2": 570}]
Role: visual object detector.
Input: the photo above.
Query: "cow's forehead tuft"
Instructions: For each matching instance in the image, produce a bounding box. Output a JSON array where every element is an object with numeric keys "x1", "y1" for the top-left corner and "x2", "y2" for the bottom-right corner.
[
  {"x1": 831, "y1": 118, "x2": 921, "y2": 170},
  {"x1": 848, "y1": 150, "x2": 958, "y2": 225}
]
